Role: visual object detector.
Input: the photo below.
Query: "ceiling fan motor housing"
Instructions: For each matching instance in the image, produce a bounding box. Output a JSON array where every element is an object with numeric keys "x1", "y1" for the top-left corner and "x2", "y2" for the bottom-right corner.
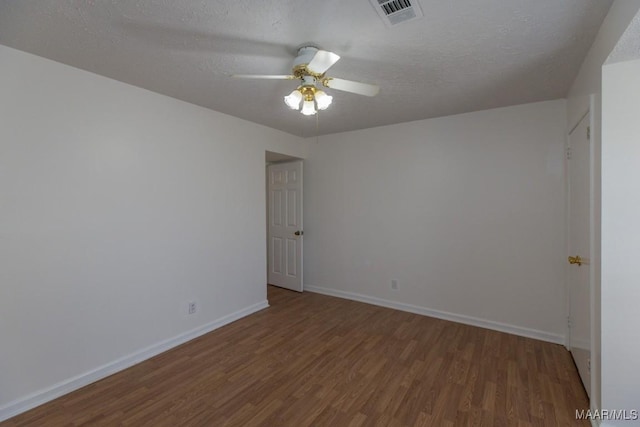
[
  {"x1": 293, "y1": 46, "x2": 327, "y2": 81},
  {"x1": 293, "y1": 46, "x2": 319, "y2": 69},
  {"x1": 300, "y1": 75, "x2": 317, "y2": 87}
]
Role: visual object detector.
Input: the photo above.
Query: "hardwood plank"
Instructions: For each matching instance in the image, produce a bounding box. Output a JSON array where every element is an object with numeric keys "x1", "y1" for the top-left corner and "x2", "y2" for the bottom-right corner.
[{"x1": 1, "y1": 286, "x2": 589, "y2": 426}]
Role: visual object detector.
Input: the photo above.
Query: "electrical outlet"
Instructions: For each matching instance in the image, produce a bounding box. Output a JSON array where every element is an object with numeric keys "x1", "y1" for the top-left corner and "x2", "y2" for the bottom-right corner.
[
  {"x1": 391, "y1": 279, "x2": 399, "y2": 290},
  {"x1": 188, "y1": 301, "x2": 196, "y2": 315}
]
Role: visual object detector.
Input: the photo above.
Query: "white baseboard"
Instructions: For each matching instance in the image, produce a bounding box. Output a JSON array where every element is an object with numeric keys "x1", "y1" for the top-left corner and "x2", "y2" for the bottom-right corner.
[
  {"x1": 0, "y1": 300, "x2": 269, "y2": 423},
  {"x1": 305, "y1": 285, "x2": 564, "y2": 345}
]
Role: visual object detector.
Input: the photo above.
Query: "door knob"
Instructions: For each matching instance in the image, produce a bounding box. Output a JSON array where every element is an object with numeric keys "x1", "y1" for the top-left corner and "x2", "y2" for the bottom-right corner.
[
  {"x1": 568, "y1": 255, "x2": 583, "y2": 266},
  {"x1": 294, "y1": 230, "x2": 304, "y2": 236}
]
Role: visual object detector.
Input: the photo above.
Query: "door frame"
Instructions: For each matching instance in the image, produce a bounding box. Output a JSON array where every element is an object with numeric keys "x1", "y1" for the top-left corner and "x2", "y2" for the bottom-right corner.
[
  {"x1": 565, "y1": 95, "x2": 598, "y2": 402},
  {"x1": 265, "y1": 154, "x2": 304, "y2": 292}
]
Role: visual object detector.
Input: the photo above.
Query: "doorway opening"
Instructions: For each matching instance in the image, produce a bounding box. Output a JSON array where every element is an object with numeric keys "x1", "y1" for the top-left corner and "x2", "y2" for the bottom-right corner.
[
  {"x1": 566, "y1": 102, "x2": 596, "y2": 400},
  {"x1": 265, "y1": 151, "x2": 304, "y2": 294}
]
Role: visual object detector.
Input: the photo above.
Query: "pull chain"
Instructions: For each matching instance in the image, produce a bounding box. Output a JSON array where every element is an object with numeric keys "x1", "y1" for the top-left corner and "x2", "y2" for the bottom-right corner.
[{"x1": 315, "y1": 110, "x2": 320, "y2": 144}]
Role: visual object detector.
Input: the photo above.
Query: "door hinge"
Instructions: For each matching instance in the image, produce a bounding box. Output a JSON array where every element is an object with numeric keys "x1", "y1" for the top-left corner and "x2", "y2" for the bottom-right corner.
[
  {"x1": 567, "y1": 315, "x2": 572, "y2": 329},
  {"x1": 566, "y1": 147, "x2": 572, "y2": 160},
  {"x1": 587, "y1": 126, "x2": 591, "y2": 140}
]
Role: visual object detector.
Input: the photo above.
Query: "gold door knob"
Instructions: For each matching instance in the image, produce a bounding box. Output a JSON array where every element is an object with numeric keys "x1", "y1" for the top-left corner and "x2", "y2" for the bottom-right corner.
[{"x1": 568, "y1": 255, "x2": 583, "y2": 266}]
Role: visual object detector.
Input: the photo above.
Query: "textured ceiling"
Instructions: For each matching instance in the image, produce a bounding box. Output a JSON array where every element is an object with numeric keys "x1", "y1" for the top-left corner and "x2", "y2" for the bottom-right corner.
[
  {"x1": 606, "y1": 11, "x2": 640, "y2": 64},
  {"x1": 0, "y1": 0, "x2": 612, "y2": 136}
]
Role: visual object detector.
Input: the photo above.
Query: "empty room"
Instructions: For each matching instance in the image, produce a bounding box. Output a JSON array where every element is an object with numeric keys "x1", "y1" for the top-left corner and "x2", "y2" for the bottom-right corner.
[{"x1": 1, "y1": 1, "x2": 639, "y2": 426}]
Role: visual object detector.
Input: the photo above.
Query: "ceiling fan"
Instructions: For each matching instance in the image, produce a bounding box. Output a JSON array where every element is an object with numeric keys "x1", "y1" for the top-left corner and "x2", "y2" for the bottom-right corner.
[{"x1": 233, "y1": 46, "x2": 380, "y2": 116}]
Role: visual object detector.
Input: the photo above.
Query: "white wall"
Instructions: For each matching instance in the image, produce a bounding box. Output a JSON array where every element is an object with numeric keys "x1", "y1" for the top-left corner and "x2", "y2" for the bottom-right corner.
[
  {"x1": 0, "y1": 44, "x2": 308, "y2": 419},
  {"x1": 601, "y1": 59, "x2": 640, "y2": 426},
  {"x1": 304, "y1": 100, "x2": 567, "y2": 341},
  {"x1": 566, "y1": 1, "x2": 640, "y2": 414}
]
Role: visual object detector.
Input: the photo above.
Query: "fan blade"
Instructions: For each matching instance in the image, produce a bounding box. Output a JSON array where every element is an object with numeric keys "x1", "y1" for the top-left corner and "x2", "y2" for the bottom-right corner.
[
  {"x1": 232, "y1": 74, "x2": 296, "y2": 80},
  {"x1": 307, "y1": 50, "x2": 341, "y2": 74},
  {"x1": 323, "y1": 77, "x2": 379, "y2": 96}
]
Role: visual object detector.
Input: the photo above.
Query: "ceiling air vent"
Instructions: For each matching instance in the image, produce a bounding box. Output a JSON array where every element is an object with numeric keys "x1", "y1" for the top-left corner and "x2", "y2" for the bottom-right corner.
[{"x1": 370, "y1": 0, "x2": 423, "y2": 27}]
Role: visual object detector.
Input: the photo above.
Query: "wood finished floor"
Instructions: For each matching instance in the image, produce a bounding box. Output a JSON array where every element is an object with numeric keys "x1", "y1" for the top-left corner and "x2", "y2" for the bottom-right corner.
[{"x1": 3, "y1": 286, "x2": 589, "y2": 426}]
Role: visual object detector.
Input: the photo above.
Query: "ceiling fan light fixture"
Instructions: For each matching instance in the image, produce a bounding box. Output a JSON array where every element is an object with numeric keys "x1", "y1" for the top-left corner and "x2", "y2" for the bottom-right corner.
[
  {"x1": 301, "y1": 99, "x2": 317, "y2": 116},
  {"x1": 314, "y1": 90, "x2": 333, "y2": 110},
  {"x1": 240, "y1": 46, "x2": 377, "y2": 117},
  {"x1": 284, "y1": 89, "x2": 303, "y2": 110}
]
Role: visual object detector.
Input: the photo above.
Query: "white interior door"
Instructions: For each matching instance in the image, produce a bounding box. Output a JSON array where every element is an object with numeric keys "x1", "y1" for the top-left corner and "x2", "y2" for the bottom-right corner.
[
  {"x1": 568, "y1": 113, "x2": 592, "y2": 397},
  {"x1": 267, "y1": 161, "x2": 303, "y2": 292}
]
